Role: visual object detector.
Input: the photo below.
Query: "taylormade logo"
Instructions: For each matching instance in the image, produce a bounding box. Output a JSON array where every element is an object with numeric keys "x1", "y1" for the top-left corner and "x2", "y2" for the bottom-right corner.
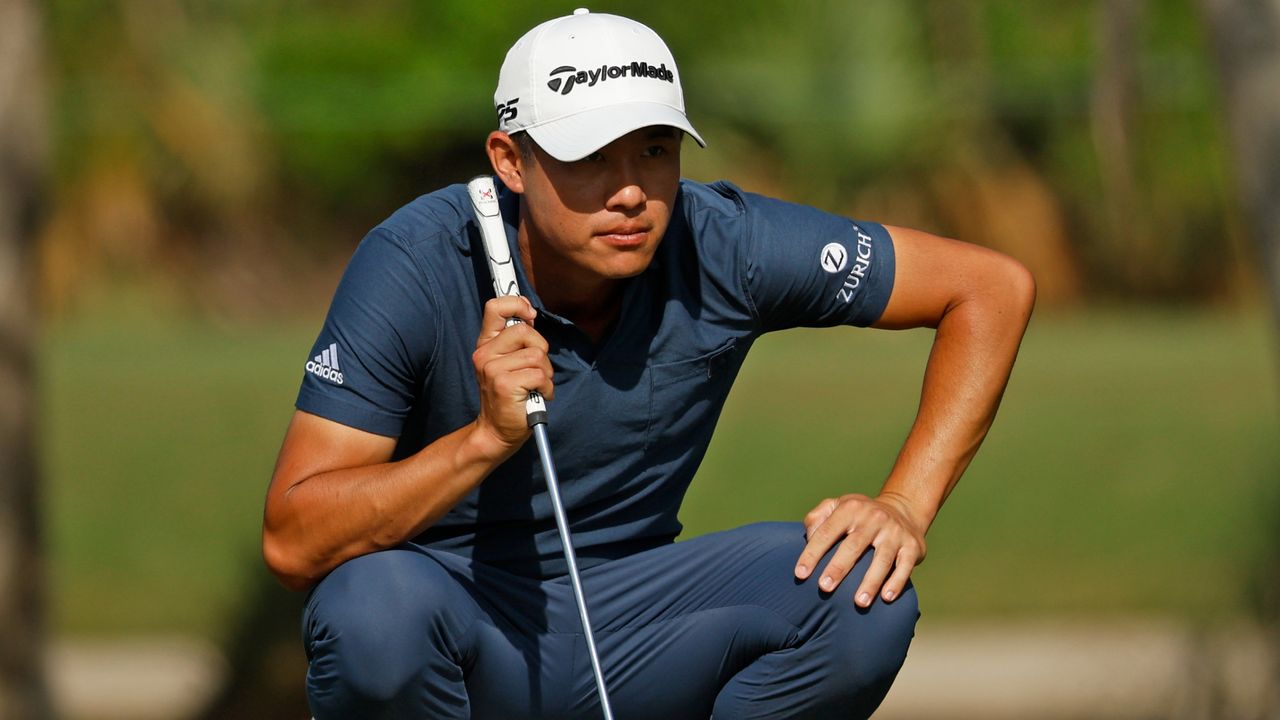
[
  {"x1": 306, "y1": 342, "x2": 345, "y2": 385},
  {"x1": 547, "y1": 61, "x2": 675, "y2": 95}
]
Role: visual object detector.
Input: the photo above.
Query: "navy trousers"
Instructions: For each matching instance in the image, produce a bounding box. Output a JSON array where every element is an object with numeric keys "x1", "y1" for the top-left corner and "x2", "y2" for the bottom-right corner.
[{"x1": 304, "y1": 522, "x2": 918, "y2": 719}]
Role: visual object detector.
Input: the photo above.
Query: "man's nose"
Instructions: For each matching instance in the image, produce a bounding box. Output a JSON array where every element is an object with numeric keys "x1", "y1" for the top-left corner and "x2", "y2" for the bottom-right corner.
[{"x1": 605, "y1": 158, "x2": 647, "y2": 211}]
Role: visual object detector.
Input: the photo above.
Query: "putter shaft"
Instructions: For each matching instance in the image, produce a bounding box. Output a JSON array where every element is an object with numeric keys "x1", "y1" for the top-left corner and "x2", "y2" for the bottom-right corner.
[
  {"x1": 469, "y1": 176, "x2": 614, "y2": 719},
  {"x1": 533, "y1": 423, "x2": 615, "y2": 720}
]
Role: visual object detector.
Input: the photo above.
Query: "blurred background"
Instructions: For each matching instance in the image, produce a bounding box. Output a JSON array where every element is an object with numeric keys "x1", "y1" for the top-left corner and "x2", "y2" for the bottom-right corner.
[{"x1": 2, "y1": 0, "x2": 1278, "y2": 718}]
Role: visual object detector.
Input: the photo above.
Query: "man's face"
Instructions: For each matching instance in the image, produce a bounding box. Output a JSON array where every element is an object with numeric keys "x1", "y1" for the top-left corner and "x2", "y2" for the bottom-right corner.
[{"x1": 517, "y1": 126, "x2": 682, "y2": 284}]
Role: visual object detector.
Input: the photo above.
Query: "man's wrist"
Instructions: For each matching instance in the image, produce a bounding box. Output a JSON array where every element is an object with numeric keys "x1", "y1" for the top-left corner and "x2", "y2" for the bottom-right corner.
[
  {"x1": 461, "y1": 419, "x2": 524, "y2": 468},
  {"x1": 875, "y1": 490, "x2": 935, "y2": 535}
]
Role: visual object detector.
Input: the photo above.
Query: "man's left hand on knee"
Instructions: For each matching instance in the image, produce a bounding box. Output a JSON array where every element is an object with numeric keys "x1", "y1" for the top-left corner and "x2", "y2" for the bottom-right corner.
[{"x1": 792, "y1": 494, "x2": 926, "y2": 608}]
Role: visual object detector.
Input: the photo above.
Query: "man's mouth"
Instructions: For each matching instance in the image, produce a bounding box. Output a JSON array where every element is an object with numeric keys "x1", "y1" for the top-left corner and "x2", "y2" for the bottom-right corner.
[{"x1": 597, "y1": 225, "x2": 650, "y2": 246}]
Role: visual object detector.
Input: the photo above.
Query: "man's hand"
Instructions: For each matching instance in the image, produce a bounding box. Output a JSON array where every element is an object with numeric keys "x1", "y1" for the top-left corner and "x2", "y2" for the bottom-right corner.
[
  {"x1": 262, "y1": 297, "x2": 557, "y2": 590},
  {"x1": 471, "y1": 295, "x2": 555, "y2": 454},
  {"x1": 794, "y1": 493, "x2": 926, "y2": 608},
  {"x1": 787, "y1": 226, "x2": 1034, "y2": 609}
]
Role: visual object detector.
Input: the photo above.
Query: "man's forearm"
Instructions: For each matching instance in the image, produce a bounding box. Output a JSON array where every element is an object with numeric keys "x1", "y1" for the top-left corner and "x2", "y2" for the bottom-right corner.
[
  {"x1": 795, "y1": 228, "x2": 1034, "y2": 604},
  {"x1": 877, "y1": 257, "x2": 1035, "y2": 533},
  {"x1": 262, "y1": 417, "x2": 516, "y2": 591}
]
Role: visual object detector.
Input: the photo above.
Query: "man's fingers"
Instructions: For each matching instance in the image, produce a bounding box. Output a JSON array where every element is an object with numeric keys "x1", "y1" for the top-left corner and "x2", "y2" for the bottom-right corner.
[
  {"x1": 795, "y1": 495, "x2": 874, "y2": 579},
  {"x1": 794, "y1": 493, "x2": 927, "y2": 603},
  {"x1": 473, "y1": 321, "x2": 549, "y2": 367},
  {"x1": 471, "y1": 301, "x2": 556, "y2": 447},
  {"x1": 880, "y1": 556, "x2": 914, "y2": 604},
  {"x1": 478, "y1": 296, "x2": 537, "y2": 343},
  {"x1": 802, "y1": 498, "x2": 838, "y2": 538},
  {"x1": 478, "y1": 314, "x2": 547, "y2": 355},
  {"x1": 479, "y1": 345, "x2": 553, "y2": 378},
  {"x1": 794, "y1": 515, "x2": 845, "y2": 580},
  {"x1": 814, "y1": 543, "x2": 861, "y2": 593},
  {"x1": 854, "y1": 545, "x2": 897, "y2": 608},
  {"x1": 813, "y1": 528, "x2": 875, "y2": 593},
  {"x1": 480, "y1": 349, "x2": 555, "y2": 401},
  {"x1": 500, "y1": 367, "x2": 555, "y2": 404}
]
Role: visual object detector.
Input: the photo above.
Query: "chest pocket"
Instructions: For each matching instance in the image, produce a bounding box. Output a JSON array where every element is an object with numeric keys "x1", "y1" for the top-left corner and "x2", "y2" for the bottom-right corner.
[{"x1": 645, "y1": 340, "x2": 739, "y2": 454}]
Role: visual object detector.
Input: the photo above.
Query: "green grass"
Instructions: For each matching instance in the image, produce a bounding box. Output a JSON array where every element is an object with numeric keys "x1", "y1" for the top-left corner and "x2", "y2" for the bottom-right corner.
[
  {"x1": 685, "y1": 308, "x2": 1280, "y2": 620},
  {"x1": 41, "y1": 295, "x2": 320, "y2": 639},
  {"x1": 41, "y1": 299, "x2": 1280, "y2": 639}
]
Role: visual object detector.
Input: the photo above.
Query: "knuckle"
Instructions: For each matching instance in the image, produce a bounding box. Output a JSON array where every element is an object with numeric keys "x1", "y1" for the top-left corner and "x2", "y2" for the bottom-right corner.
[
  {"x1": 838, "y1": 535, "x2": 867, "y2": 554},
  {"x1": 475, "y1": 354, "x2": 495, "y2": 379},
  {"x1": 848, "y1": 524, "x2": 874, "y2": 543},
  {"x1": 492, "y1": 372, "x2": 514, "y2": 393},
  {"x1": 899, "y1": 543, "x2": 923, "y2": 565},
  {"x1": 809, "y1": 520, "x2": 836, "y2": 539},
  {"x1": 485, "y1": 299, "x2": 509, "y2": 319}
]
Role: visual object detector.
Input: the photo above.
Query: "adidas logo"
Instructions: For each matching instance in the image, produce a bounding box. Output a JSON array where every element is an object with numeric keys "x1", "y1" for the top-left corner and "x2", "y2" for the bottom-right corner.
[{"x1": 306, "y1": 343, "x2": 345, "y2": 385}]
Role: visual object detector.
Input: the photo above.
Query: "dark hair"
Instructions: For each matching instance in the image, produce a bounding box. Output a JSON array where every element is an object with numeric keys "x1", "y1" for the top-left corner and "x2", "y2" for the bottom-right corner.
[{"x1": 511, "y1": 131, "x2": 537, "y2": 162}]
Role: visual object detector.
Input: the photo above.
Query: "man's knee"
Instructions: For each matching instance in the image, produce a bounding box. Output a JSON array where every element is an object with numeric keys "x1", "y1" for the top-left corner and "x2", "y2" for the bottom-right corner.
[
  {"x1": 727, "y1": 522, "x2": 920, "y2": 691},
  {"x1": 305, "y1": 549, "x2": 473, "y2": 702},
  {"x1": 831, "y1": 580, "x2": 919, "y2": 697}
]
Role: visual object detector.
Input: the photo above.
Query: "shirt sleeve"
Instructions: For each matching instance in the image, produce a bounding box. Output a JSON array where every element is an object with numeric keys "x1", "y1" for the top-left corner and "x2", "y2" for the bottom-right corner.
[
  {"x1": 739, "y1": 190, "x2": 896, "y2": 332},
  {"x1": 295, "y1": 228, "x2": 439, "y2": 437}
]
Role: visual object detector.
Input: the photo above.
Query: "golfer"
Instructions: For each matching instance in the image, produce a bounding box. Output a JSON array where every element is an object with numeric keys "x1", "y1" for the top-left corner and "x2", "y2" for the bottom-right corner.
[{"x1": 263, "y1": 9, "x2": 1034, "y2": 719}]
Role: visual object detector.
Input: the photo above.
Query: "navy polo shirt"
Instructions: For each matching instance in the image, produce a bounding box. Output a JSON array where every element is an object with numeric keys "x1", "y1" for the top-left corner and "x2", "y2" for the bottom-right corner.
[{"x1": 296, "y1": 179, "x2": 895, "y2": 579}]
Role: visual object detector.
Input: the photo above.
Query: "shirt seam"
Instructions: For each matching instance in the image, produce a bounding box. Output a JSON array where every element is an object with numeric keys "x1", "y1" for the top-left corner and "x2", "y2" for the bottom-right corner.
[{"x1": 735, "y1": 193, "x2": 763, "y2": 329}]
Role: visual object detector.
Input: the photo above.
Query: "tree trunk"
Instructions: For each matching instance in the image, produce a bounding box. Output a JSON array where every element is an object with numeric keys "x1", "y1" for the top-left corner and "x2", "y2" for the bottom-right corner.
[
  {"x1": 1201, "y1": 6, "x2": 1280, "y2": 716},
  {"x1": 0, "y1": 0, "x2": 52, "y2": 717},
  {"x1": 1202, "y1": 0, "x2": 1280, "y2": 326},
  {"x1": 1091, "y1": 0, "x2": 1151, "y2": 291}
]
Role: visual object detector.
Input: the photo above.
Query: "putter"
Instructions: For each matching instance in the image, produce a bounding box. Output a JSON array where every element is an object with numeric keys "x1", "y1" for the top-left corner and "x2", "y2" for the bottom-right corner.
[{"x1": 468, "y1": 175, "x2": 615, "y2": 720}]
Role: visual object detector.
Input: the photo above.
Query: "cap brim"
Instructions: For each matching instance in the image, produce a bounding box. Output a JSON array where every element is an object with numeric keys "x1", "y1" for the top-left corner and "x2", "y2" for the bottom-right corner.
[{"x1": 525, "y1": 101, "x2": 706, "y2": 162}]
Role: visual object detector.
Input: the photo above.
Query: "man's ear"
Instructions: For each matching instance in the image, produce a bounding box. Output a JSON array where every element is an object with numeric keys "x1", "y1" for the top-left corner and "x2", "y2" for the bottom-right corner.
[{"x1": 486, "y1": 131, "x2": 526, "y2": 193}]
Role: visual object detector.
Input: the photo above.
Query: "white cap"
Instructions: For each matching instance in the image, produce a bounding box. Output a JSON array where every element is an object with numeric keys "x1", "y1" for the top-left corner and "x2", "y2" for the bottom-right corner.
[{"x1": 493, "y1": 9, "x2": 705, "y2": 162}]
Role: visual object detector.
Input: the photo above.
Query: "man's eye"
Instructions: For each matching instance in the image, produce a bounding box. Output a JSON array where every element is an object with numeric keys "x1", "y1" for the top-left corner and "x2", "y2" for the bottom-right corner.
[
  {"x1": 644, "y1": 145, "x2": 667, "y2": 157},
  {"x1": 585, "y1": 151, "x2": 605, "y2": 162}
]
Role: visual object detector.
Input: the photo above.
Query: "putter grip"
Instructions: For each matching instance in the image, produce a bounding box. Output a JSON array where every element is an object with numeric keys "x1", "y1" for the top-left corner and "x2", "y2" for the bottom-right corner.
[{"x1": 467, "y1": 176, "x2": 548, "y2": 427}]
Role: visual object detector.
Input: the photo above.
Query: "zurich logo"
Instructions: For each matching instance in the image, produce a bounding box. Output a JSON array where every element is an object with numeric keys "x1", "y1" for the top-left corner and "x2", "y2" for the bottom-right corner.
[{"x1": 820, "y1": 243, "x2": 848, "y2": 274}]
